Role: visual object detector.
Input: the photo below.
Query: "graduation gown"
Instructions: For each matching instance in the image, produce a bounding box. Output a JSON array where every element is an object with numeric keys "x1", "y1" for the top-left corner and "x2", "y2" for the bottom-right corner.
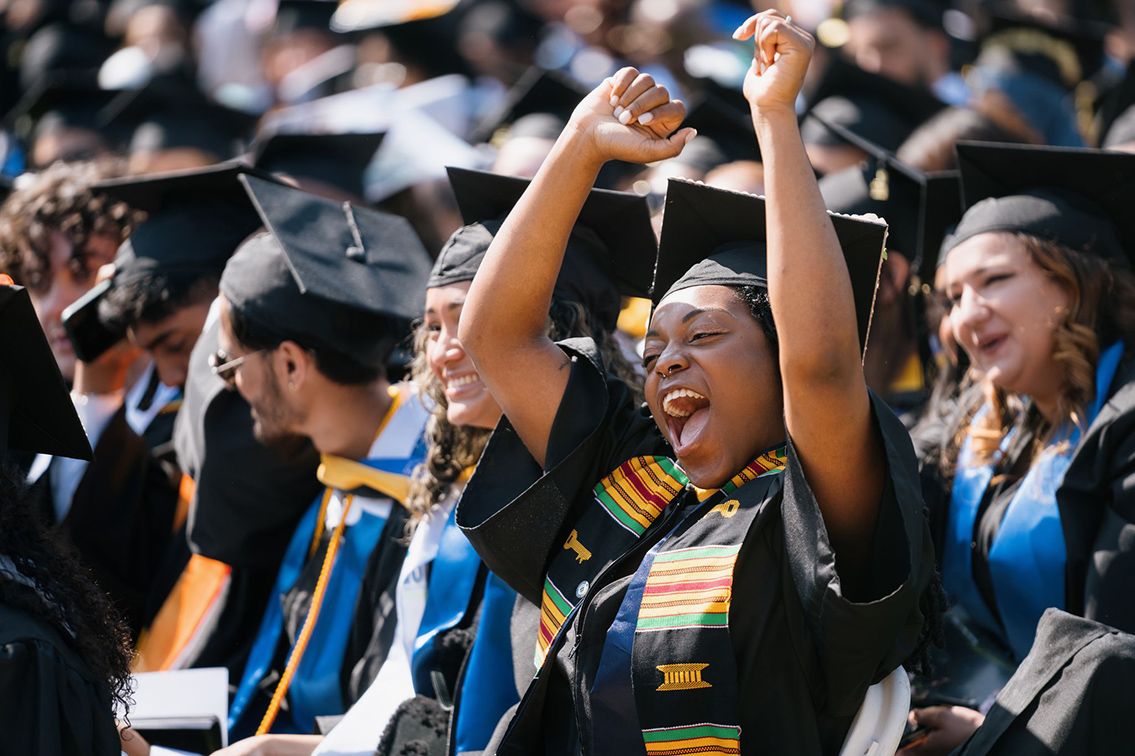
[
  {"x1": 955, "y1": 609, "x2": 1135, "y2": 755},
  {"x1": 457, "y1": 338, "x2": 933, "y2": 756},
  {"x1": 925, "y1": 349, "x2": 1135, "y2": 664},
  {"x1": 0, "y1": 600, "x2": 120, "y2": 756},
  {"x1": 27, "y1": 405, "x2": 179, "y2": 635}
]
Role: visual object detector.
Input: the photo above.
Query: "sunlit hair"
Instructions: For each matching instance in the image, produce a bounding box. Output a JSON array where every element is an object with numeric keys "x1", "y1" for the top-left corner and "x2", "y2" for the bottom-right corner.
[
  {"x1": 404, "y1": 298, "x2": 641, "y2": 525},
  {"x1": 950, "y1": 233, "x2": 1135, "y2": 468},
  {"x1": 0, "y1": 159, "x2": 141, "y2": 291}
]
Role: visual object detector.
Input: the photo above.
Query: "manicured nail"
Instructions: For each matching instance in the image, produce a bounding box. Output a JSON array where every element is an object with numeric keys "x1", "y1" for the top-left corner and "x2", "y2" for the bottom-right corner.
[
  {"x1": 614, "y1": 106, "x2": 624, "y2": 119},
  {"x1": 618, "y1": 109, "x2": 633, "y2": 124},
  {"x1": 732, "y1": 26, "x2": 744, "y2": 39},
  {"x1": 685, "y1": 129, "x2": 697, "y2": 143},
  {"x1": 609, "y1": 95, "x2": 619, "y2": 106},
  {"x1": 638, "y1": 112, "x2": 654, "y2": 125}
]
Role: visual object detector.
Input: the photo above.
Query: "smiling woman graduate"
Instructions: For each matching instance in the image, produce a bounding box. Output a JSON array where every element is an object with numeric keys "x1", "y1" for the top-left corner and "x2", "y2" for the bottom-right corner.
[{"x1": 454, "y1": 11, "x2": 934, "y2": 756}]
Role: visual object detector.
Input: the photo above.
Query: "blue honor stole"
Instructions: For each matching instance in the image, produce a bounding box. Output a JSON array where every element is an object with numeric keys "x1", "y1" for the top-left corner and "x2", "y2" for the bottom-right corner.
[{"x1": 943, "y1": 342, "x2": 1124, "y2": 661}]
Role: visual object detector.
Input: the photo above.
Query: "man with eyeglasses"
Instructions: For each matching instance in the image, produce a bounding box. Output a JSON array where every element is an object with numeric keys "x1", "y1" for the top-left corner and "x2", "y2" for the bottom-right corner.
[{"x1": 213, "y1": 176, "x2": 433, "y2": 738}]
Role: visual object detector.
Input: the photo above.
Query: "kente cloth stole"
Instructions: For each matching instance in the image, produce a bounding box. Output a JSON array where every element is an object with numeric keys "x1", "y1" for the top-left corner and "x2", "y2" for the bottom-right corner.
[
  {"x1": 536, "y1": 448, "x2": 788, "y2": 675},
  {"x1": 632, "y1": 452, "x2": 785, "y2": 756}
]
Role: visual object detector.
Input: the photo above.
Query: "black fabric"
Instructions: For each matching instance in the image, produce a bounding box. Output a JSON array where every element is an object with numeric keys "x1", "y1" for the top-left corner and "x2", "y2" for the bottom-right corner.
[
  {"x1": 1103, "y1": 105, "x2": 1135, "y2": 148},
  {"x1": 0, "y1": 284, "x2": 91, "y2": 460},
  {"x1": 189, "y1": 566, "x2": 281, "y2": 684},
  {"x1": 0, "y1": 602, "x2": 120, "y2": 755},
  {"x1": 949, "y1": 141, "x2": 1135, "y2": 268},
  {"x1": 471, "y1": 67, "x2": 589, "y2": 144},
  {"x1": 222, "y1": 175, "x2": 432, "y2": 368},
  {"x1": 653, "y1": 179, "x2": 886, "y2": 349},
  {"x1": 28, "y1": 406, "x2": 179, "y2": 636},
  {"x1": 955, "y1": 609, "x2": 1135, "y2": 755},
  {"x1": 427, "y1": 220, "x2": 627, "y2": 331},
  {"x1": 445, "y1": 167, "x2": 657, "y2": 316},
  {"x1": 376, "y1": 695, "x2": 451, "y2": 756},
  {"x1": 178, "y1": 319, "x2": 322, "y2": 568},
  {"x1": 457, "y1": 337, "x2": 932, "y2": 755},
  {"x1": 819, "y1": 163, "x2": 921, "y2": 259},
  {"x1": 251, "y1": 131, "x2": 384, "y2": 201}
]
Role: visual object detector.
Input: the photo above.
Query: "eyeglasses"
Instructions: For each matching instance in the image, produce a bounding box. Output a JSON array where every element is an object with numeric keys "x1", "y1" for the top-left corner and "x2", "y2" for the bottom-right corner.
[{"x1": 209, "y1": 348, "x2": 261, "y2": 387}]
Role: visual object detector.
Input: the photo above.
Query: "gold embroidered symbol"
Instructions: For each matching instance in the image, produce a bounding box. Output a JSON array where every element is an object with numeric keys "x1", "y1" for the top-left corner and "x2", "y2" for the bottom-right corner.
[
  {"x1": 656, "y1": 663, "x2": 712, "y2": 691},
  {"x1": 710, "y1": 499, "x2": 740, "y2": 518},
  {"x1": 563, "y1": 529, "x2": 592, "y2": 564}
]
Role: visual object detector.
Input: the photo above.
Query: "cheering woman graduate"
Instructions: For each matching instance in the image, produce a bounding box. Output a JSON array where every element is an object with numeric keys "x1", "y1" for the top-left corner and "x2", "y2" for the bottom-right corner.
[{"x1": 455, "y1": 10, "x2": 935, "y2": 756}]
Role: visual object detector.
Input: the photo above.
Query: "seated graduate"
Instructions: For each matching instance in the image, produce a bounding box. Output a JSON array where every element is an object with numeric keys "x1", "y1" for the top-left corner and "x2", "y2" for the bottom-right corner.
[
  {"x1": 216, "y1": 178, "x2": 434, "y2": 737},
  {"x1": 216, "y1": 165, "x2": 653, "y2": 756},
  {"x1": 455, "y1": 12, "x2": 934, "y2": 756},
  {"x1": 905, "y1": 143, "x2": 1135, "y2": 754},
  {"x1": 0, "y1": 158, "x2": 182, "y2": 636},
  {"x1": 0, "y1": 280, "x2": 132, "y2": 755}
]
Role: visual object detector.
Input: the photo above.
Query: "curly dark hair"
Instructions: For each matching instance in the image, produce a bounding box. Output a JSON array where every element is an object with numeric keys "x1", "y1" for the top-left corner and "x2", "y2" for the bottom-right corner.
[
  {"x1": 404, "y1": 298, "x2": 641, "y2": 524},
  {"x1": 0, "y1": 462, "x2": 133, "y2": 721},
  {"x1": 0, "y1": 160, "x2": 142, "y2": 292}
]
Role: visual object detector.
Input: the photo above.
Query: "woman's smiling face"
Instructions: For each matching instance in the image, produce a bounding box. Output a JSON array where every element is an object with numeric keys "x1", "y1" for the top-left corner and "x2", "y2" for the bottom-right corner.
[
  {"x1": 643, "y1": 284, "x2": 784, "y2": 488},
  {"x1": 425, "y1": 281, "x2": 503, "y2": 430}
]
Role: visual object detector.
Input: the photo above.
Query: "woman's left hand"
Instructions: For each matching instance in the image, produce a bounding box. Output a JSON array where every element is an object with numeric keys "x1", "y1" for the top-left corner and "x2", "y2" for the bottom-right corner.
[
  {"x1": 898, "y1": 706, "x2": 985, "y2": 755},
  {"x1": 733, "y1": 10, "x2": 814, "y2": 116}
]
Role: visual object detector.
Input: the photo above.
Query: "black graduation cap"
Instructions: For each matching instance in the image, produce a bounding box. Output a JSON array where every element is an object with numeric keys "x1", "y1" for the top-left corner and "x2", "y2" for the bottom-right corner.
[
  {"x1": 654, "y1": 178, "x2": 886, "y2": 350},
  {"x1": 945, "y1": 141, "x2": 1135, "y2": 267},
  {"x1": 443, "y1": 166, "x2": 655, "y2": 329},
  {"x1": 471, "y1": 67, "x2": 589, "y2": 145},
  {"x1": 0, "y1": 281, "x2": 92, "y2": 460},
  {"x1": 64, "y1": 161, "x2": 277, "y2": 360},
  {"x1": 17, "y1": 23, "x2": 115, "y2": 91},
  {"x1": 842, "y1": 0, "x2": 944, "y2": 29},
  {"x1": 250, "y1": 130, "x2": 385, "y2": 201},
  {"x1": 682, "y1": 93, "x2": 759, "y2": 164},
  {"x1": 273, "y1": 0, "x2": 341, "y2": 34},
  {"x1": 0, "y1": 176, "x2": 11, "y2": 203},
  {"x1": 801, "y1": 56, "x2": 946, "y2": 151},
  {"x1": 221, "y1": 175, "x2": 432, "y2": 367},
  {"x1": 100, "y1": 78, "x2": 259, "y2": 161},
  {"x1": 979, "y1": 7, "x2": 1108, "y2": 92},
  {"x1": 5, "y1": 74, "x2": 117, "y2": 143},
  {"x1": 813, "y1": 113, "x2": 962, "y2": 276}
]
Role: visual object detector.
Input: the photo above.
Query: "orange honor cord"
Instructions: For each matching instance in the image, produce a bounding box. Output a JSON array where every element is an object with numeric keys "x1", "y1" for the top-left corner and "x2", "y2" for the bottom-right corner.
[{"x1": 255, "y1": 494, "x2": 355, "y2": 735}]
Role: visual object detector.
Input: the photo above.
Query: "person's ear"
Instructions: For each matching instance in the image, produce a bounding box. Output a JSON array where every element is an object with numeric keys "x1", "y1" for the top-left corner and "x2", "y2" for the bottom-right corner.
[{"x1": 277, "y1": 340, "x2": 312, "y2": 391}]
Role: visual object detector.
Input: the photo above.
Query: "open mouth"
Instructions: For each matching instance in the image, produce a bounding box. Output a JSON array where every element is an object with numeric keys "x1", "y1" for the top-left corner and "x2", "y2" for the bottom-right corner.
[
  {"x1": 661, "y1": 387, "x2": 711, "y2": 454},
  {"x1": 975, "y1": 334, "x2": 1007, "y2": 358}
]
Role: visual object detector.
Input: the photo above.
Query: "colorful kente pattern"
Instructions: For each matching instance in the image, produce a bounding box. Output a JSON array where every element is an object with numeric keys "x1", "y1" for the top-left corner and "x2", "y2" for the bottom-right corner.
[
  {"x1": 536, "y1": 576, "x2": 572, "y2": 665},
  {"x1": 637, "y1": 545, "x2": 742, "y2": 632},
  {"x1": 594, "y1": 456, "x2": 689, "y2": 536},
  {"x1": 642, "y1": 723, "x2": 742, "y2": 755}
]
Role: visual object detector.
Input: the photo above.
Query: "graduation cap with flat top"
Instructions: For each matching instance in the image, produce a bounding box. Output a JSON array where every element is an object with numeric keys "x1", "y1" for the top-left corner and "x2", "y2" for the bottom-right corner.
[
  {"x1": 0, "y1": 281, "x2": 92, "y2": 461},
  {"x1": 947, "y1": 141, "x2": 1135, "y2": 268},
  {"x1": 446, "y1": 166, "x2": 656, "y2": 322},
  {"x1": 221, "y1": 175, "x2": 432, "y2": 366},
  {"x1": 250, "y1": 130, "x2": 385, "y2": 200},
  {"x1": 814, "y1": 113, "x2": 962, "y2": 283},
  {"x1": 979, "y1": 6, "x2": 1108, "y2": 92},
  {"x1": 5, "y1": 74, "x2": 118, "y2": 143},
  {"x1": 471, "y1": 67, "x2": 589, "y2": 145},
  {"x1": 654, "y1": 178, "x2": 887, "y2": 351}
]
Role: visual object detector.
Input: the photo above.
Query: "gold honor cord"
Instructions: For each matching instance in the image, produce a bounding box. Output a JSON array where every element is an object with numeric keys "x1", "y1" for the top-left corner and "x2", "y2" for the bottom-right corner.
[
  {"x1": 256, "y1": 494, "x2": 355, "y2": 735},
  {"x1": 317, "y1": 454, "x2": 414, "y2": 505}
]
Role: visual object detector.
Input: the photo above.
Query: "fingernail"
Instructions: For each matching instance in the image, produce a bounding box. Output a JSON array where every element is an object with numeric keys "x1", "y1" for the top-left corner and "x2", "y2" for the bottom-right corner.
[
  {"x1": 609, "y1": 95, "x2": 619, "y2": 107},
  {"x1": 618, "y1": 109, "x2": 633, "y2": 124},
  {"x1": 731, "y1": 27, "x2": 743, "y2": 39},
  {"x1": 613, "y1": 106, "x2": 624, "y2": 118},
  {"x1": 685, "y1": 129, "x2": 697, "y2": 143},
  {"x1": 638, "y1": 112, "x2": 654, "y2": 125}
]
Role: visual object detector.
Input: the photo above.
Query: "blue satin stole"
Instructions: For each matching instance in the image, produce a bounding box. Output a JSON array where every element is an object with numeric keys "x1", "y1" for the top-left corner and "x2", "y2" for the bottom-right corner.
[
  {"x1": 943, "y1": 342, "x2": 1124, "y2": 661},
  {"x1": 229, "y1": 456, "x2": 423, "y2": 736}
]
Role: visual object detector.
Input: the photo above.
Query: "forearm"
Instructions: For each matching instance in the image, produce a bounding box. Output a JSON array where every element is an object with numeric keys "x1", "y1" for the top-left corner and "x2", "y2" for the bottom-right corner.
[
  {"x1": 459, "y1": 128, "x2": 604, "y2": 359},
  {"x1": 753, "y1": 107, "x2": 863, "y2": 385}
]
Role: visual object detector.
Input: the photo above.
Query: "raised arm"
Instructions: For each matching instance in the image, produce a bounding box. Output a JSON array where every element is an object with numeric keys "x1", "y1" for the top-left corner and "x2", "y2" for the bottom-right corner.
[
  {"x1": 736, "y1": 12, "x2": 884, "y2": 579},
  {"x1": 459, "y1": 72, "x2": 692, "y2": 466}
]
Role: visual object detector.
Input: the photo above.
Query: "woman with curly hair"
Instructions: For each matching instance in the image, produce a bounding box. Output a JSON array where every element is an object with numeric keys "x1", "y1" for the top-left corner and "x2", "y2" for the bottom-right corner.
[
  {"x1": 0, "y1": 282, "x2": 133, "y2": 755},
  {"x1": 907, "y1": 142, "x2": 1135, "y2": 753}
]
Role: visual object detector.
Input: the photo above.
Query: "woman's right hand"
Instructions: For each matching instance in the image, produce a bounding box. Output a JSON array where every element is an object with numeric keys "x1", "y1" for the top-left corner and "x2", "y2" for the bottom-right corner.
[{"x1": 565, "y1": 67, "x2": 695, "y2": 167}]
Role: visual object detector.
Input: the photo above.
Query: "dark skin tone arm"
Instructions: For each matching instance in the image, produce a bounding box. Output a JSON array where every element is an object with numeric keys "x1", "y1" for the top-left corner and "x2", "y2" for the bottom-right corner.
[
  {"x1": 461, "y1": 14, "x2": 884, "y2": 585},
  {"x1": 738, "y1": 11, "x2": 884, "y2": 580}
]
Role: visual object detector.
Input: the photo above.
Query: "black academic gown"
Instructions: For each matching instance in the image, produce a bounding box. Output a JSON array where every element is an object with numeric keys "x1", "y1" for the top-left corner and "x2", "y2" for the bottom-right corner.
[
  {"x1": 29, "y1": 406, "x2": 179, "y2": 636},
  {"x1": 457, "y1": 338, "x2": 933, "y2": 756},
  {"x1": 920, "y1": 353, "x2": 1135, "y2": 639},
  {"x1": 0, "y1": 601, "x2": 120, "y2": 755},
  {"x1": 173, "y1": 319, "x2": 323, "y2": 680},
  {"x1": 955, "y1": 609, "x2": 1135, "y2": 755}
]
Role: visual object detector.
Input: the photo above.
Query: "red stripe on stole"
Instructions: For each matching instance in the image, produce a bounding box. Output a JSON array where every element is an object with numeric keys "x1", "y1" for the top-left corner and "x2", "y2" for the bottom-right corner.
[
  {"x1": 642, "y1": 576, "x2": 733, "y2": 595},
  {"x1": 618, "y1": 462, "x2": 671, "y2": 515}
]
